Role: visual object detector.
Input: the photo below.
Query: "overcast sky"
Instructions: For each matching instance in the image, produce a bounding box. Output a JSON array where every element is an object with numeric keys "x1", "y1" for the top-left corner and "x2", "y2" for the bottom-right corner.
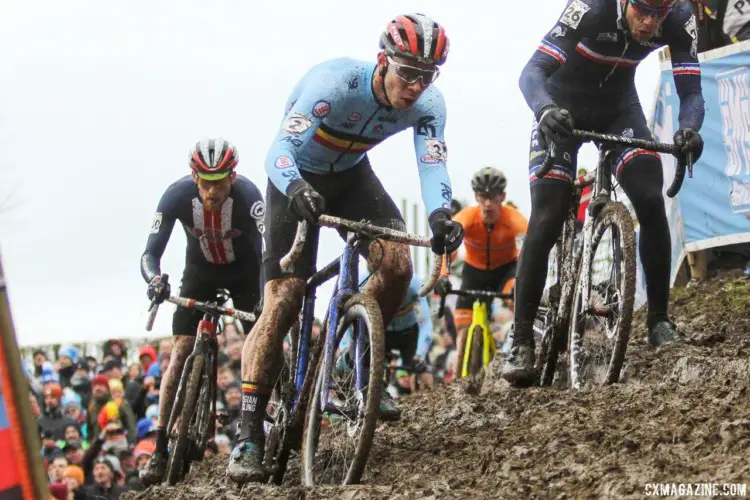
[{"x1": 0, "y1": 0, "x2": 663, "y2": 346}]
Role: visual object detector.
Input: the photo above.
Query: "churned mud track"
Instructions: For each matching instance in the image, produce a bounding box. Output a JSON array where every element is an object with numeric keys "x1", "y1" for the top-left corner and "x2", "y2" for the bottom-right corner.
[{"x1": 126, "y1": 275, "x2": 750, "y2": 499}]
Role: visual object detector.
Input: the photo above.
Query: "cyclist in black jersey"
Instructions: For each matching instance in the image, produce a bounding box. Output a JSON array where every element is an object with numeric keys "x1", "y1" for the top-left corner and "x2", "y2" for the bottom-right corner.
[
  {"x1": 139, "y1": 139, "x2": 264, "y2": 485},
  {"x1": 505, "y1": 0, "x2": 706, "y2": 384}
]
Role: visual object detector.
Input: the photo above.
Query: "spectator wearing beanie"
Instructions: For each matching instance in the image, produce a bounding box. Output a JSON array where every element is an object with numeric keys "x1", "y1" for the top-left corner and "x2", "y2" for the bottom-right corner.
[
  {"x1": 48, "y1": 482, "x2": 67, "y2": 500},
  {"x1": 62, "y1": 465, "x2": 86, "y2": 500},
  {"x1": 84, "y1": 456, "x2": 127, "y2": 499},
  {"x1": 38, "y1": 383, "x2": 76, "y2": 441},
  {"x1": 57, "y1": 346, "x2": 81, "y2": 388},
  {"x1": 107, "y1": 379, "x2": 137, "y2": 444},
  {"x1": 61, "y1": 394, "x2": 88, "y2": 441},
  {"x1": 63, "y1": 440, "x2": 85, "y2": 466},
  {"x1": 41, "y1": 428, "x2": 62, "y2": 462},
  {"x1": 138, "y1": 345, "x2": 157, "y2": 373},
  {"x1": 87, "y1": 375, "x2": 112, "y2": 439},
  {"x1": 68, "y1": 362, "x2": 92, "y2": 409}
]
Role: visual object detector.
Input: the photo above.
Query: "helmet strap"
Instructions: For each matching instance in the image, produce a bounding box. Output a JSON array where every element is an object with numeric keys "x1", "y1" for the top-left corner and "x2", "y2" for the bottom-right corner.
[{"x1": 378, "y1": 59, "x2": 393, "y2": 108}]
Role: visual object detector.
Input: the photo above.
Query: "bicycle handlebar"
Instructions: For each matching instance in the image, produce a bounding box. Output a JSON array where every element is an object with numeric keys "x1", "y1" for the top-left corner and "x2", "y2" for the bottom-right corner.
[
  {"x1": 437, "y1": 288, "x2": 512, "y2": 318},
  {"x1": 537, "y1": 130, "x2": 693, "y2": 198},
  {"x1": 279, "y1": 215, "x2": 443, "y2": 298},
  {"x1": 145, "y1": 274, "x2": 256, "y2": 332}
]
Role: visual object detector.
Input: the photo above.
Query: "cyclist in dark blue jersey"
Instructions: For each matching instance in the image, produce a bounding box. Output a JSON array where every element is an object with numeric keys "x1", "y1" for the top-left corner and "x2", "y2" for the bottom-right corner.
[
  {"x1": 227, "y1": 13, "x2": 464, "y2": 484},
  {"x1": 504, "y1": 0, "x2": 706, "y2": 384},
  {"x1": 139, "y1": 138, "x2": 264, "y2": 485}
]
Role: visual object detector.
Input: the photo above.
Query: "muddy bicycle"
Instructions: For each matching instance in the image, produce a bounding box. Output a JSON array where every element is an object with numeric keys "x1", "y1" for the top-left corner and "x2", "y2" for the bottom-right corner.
[
  {"x1": 145, "y1": 282, "x2": 256, "y2": 485},
  {"x1": 437, "y1": 288, "x2": 512, "y2": 378},
  {"x1": 262, "y1": 214, "x2": 440, "y2": 486},
  {"x1": 535, "y1": 130, "x2": 693, "y2": 389}
]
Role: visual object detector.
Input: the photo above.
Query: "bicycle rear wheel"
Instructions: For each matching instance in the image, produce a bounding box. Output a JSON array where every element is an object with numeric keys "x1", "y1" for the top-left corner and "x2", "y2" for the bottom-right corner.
[
  {"x1": 466, "y1": 325, "x2": 484, "y2": 377},
  {"x1": 301, "y1": 293, "x2": 384, "y2": 486},
  {"x1": 166, "y1": 355, "x2": 204, "y2": 485},
  {"x1": 569, "y1": 202, "x2": 636, "y2": 389}
]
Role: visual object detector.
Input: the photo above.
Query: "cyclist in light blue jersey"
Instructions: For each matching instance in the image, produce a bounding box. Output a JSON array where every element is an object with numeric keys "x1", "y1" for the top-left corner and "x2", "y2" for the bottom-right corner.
[{"x1": 228, "y1": 13, "x2": 464, "y2": 484}]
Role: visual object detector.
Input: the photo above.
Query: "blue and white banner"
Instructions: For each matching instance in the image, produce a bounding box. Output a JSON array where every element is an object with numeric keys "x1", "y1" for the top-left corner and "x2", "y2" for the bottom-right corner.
[{"x1": 652, "y1": 41, "x2": 750, "y2": 256}]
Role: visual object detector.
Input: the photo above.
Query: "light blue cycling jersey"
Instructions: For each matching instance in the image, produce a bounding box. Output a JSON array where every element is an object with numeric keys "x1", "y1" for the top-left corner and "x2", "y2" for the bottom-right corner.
[
  {"x1": 265, "y1": 57, "x2": 452, "y2": 216},
  {"x1": 340, "y1": 268, "x2": 433, "y2": 360},
  {"x1": 389, "y1": 273, "x2": 434, "y2": 359}
]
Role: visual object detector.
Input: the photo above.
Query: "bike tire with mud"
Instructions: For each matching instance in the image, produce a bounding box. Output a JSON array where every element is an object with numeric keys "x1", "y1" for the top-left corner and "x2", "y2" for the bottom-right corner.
[
  {"x1": 301, "y1": 293, "x2": 385, "y2": 486},
  {"x1": 265, "y1": 318, "x2": 322, "y2": 485},
  {"x1": 569, "y1": 201, "x2": 636, "y2": 389},
  {"x1": 467, "y1": 324, "x2": 485, "y2": 377},
  {"x1": 166, "y1": 355, "x2": 204, "y2": 485}
]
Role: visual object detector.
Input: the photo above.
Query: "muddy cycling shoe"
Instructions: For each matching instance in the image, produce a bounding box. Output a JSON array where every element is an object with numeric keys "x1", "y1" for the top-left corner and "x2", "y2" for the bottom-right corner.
[
  {"x1": 648, "y1": 320, "x2": 677, "y2": 347},
  {"x1": 379, "y1": 386, "x2": 402, "y2": 421},
  {"x1": 501, "y1": 344, "x2": 536, "y2": 385},
  {"x1": 139, "y1": 451, "x2": 168, "y2": 486},
  {"x1": 227, "y1": 440, "x2": 265, "y2": 484}
]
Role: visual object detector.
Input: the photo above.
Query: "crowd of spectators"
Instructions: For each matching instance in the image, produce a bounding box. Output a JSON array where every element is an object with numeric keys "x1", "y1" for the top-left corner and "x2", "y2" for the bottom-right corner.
[{"x1": 26, "y1": 323, "x2": 245, "y2": 499}]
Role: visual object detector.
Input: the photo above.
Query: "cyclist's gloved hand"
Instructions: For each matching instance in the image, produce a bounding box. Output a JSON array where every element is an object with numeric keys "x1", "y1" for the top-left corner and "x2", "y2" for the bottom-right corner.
[
  {"x1": 537, "y1": 106, "x2": 574, "y2": 149},
  {"x1": 428, "y1": 209, "x2": 464, "y2": 255},
  {"x1": 286, "y1": 179, "x2": 326, "y2": 223},
  {"x1": 147, "y1": 275, "x2": 170, "y2": 304},
  {"x1": 673, "y1": 128, "x2": 703, "y2": 162},
  {"x1": 409, "y1": 356, "x2": 429, "y2": 374},
  {"x1": 434, "y1": 275, "x2": 452, "y2": 296}
]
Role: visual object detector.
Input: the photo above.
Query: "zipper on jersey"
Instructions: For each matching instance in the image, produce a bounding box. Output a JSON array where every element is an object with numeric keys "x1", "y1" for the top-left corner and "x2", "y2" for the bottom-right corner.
[{"x1": 486, "y1": 223, "x2": 494, "y2": 270}]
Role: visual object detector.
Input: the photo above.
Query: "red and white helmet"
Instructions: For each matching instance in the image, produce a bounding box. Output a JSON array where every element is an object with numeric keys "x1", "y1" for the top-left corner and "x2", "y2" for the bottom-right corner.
[
  {"x1": 189, "y1": 138, "x2": 238, "y2": 180},
  {"x1": 379, "y1": 13, "x2": 450, "y2": 66}
]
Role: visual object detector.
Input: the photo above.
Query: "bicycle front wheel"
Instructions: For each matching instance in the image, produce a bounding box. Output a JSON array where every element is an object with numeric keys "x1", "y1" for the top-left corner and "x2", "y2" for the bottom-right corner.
[
  {"x1": 466, "y1": 324, "x2": 485, "y2": 377},
  {"x1": 569, "y1": 202, "x2": 636, "y2": 389},
  {"x1": 166, "y1": 354, "x2": 204, "y2": 485},
  {"x1": 301, "y1": 293, "x2": 384, "y2": 486}
]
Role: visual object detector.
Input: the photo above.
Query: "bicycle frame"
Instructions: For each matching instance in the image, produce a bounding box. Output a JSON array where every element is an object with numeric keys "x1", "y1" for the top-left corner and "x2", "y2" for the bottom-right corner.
[
  {"x1": 318, "y1": 233, "x2": 364, "y2": 412},
  {"x1": 461, "y1": 300, "x2": 496, "y2": 378}
]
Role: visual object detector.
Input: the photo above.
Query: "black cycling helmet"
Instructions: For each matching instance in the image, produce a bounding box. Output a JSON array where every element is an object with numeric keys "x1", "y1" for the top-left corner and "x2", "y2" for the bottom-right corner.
[{"x1": 471, "y1": 166, "x2": 507, "y2": 194}]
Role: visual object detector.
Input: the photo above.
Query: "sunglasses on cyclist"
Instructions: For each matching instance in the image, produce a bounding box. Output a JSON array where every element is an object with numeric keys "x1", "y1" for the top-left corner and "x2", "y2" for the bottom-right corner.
[
  {"x1": 628, "y1": 0, "x2": 673, "y2": 19},
  {"x1": 387, "y1": 56, "x2": 440, "y2": 86}
]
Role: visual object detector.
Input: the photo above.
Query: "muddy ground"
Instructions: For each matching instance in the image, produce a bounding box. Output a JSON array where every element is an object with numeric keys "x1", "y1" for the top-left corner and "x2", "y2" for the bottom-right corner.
[{"x1": 126, "y1": 274, "x2": 750, "y2": 499}]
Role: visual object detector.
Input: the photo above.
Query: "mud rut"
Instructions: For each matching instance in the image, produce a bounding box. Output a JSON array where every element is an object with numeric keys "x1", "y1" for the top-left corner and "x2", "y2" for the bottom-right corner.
[{"x1": 126, "y1": 275, "x2": 750, "y2": 499}]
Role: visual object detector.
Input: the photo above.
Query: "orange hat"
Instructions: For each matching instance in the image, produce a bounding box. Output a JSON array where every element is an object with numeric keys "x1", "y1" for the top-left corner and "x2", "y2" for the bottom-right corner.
[
  {"x1": 63, "y1": 465, "x2": 84, "y2": 485},
  {"x1": 44, "y1": 383, "x2": 63, "y2": 400},
  {"x1": 97, "y1": 401, "x2": 120, "y2": 430},
  {"x1": 134, "y1": 439, "x2": 156, "y2": 458}
]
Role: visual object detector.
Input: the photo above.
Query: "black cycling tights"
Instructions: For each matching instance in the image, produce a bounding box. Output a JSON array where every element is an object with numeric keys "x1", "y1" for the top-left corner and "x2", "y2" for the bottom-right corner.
[{"x1": 514, "y1": 159, "x2": 671, "y2": 344}]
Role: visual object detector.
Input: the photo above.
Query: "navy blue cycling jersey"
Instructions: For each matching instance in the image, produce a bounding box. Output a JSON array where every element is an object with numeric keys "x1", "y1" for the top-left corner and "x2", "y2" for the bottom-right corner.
[
  {"x1": 520, "y1": 0, "x2": 705, "y2": 131},
  {"x1": 140, "y1": 175, "x2": 265, "y2": 282},
  {"x1": 265, "y1": 57, "x2": 452, "y2": 215}
]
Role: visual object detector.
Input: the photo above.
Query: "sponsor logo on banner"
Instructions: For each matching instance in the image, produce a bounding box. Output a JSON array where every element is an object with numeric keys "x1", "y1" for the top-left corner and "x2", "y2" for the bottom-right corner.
[{"x1": 718, "y1": 67, "x2": 750, "y2": 213}]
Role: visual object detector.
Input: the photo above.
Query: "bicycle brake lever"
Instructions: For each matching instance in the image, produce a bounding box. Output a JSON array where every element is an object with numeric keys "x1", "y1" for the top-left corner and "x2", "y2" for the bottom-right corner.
[{"x1": 686, "y1": 151, "x2": 694, "y2": 178}]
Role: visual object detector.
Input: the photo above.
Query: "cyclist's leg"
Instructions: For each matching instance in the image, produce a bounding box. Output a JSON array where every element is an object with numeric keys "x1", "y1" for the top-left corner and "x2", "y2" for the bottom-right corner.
[
  {"x1": 228, "y1": 179, "x2": 317, "y2": 483},
  {"x1": 331, "y1": 157, "x2": 412, "y2": 328},
  {"x1": 505, "y1": 122, "x2": 577, "y2": 382},
  {"x1": 606, "y1": 109, "x2": 674, "y2": 344},
  {"x1": 141, "y1": 266, "x2": 215, "y2": 484}
]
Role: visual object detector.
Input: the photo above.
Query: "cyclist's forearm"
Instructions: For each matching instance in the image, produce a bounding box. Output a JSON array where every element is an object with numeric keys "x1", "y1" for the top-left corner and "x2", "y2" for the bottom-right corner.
[
  {"x1": 676, "y1": 91, "x2": 705, "y2": 131},
  {"x1": 519, "y1": 60, "x2": 557, "y2": 119},
  {"x1": 140, "y1": 252, "x2": 161, "y2": 283}
]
